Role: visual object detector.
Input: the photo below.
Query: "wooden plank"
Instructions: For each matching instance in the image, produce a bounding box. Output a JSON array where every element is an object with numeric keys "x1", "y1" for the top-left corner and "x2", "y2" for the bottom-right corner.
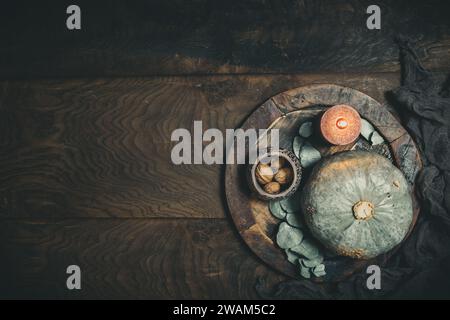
[
  {"x1": 0, "y1": 1, "x2": 449, "y2": 78},
  {"x1": 0, "y1": 219, "x2": 286, "y2": 299},
  {"x1": 0, "y1": 73, "x2": 402, "y2": 218}
]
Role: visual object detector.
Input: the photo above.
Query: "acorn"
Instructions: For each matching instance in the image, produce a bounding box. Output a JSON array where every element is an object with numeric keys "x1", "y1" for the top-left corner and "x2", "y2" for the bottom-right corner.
[
  {"x1": 264, "y1": 181, "x2": 281, "y2": 194},
  {"x1": 274, "y1": 167, "x2": 293, "y2": 185},
  {"x1": 256, "y1": 163, "x2": 274, "y2": 185},
  {"x1": 270, "y1": 157, "x2": 285, "y2": 173}
]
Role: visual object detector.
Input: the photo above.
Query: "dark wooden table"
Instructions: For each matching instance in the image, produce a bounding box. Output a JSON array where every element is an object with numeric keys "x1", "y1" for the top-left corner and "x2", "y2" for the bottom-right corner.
[{"x1": 0, "y1": 1, "x2": 449, "y2": 299}]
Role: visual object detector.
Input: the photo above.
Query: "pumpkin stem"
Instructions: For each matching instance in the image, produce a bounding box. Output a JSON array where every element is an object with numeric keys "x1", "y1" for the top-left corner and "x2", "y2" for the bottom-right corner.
[{"x1": 353, "y1": 201, "x2": 374, "y2": 220}]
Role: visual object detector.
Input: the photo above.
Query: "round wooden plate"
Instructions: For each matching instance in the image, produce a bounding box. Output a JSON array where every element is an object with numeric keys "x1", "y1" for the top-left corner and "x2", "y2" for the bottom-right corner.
[{"x1": 225, "y1": 84, "x2": 422, "y2": 282}]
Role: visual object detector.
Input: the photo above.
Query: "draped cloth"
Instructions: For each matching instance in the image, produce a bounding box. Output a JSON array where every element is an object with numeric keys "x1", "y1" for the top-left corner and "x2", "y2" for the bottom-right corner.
[{"x1": 256, "y1": 38, "x2": 450, "y2": 299}]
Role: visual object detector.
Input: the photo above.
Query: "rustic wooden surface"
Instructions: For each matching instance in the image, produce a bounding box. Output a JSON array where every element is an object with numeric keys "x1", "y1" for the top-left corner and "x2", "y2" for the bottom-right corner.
[
  {"x1": 0, "y1": 219, "x2": 289, "y2": 299},
  {"x1": 0, "y1": 73, "x2": 426, "y2": 298},
  {"x1": 225, "y1": 84, "x2": 421, "y2": 281},
  {"x1": 1, "y1": 0, "x2": 450, "y2": 78},
  {"x1": 0, "y1": 74, "x2": 403, "y2": 219},
  {"x1": 0, "y1": 1, "x2": 449, "y2": 299}
]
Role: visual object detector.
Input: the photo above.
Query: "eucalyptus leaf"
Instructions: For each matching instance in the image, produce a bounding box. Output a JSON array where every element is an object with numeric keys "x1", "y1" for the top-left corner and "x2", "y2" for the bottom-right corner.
[
  {"x1": 299, "y1": 263, "x2": 311, "y2": 279},
  {"x1": 312, "y1": 264, "x2": 326, "y2": 277},
  {"x1": 370, "y1": 131, "x2": 384, "y2": 145},
  {"x1": 286, "y1": 213, "x2": 303, "y2": 228},
  {"x1": 299, "y1": 121, "x2": 313, "y2": 138},
  {"x1": 280, "y1": 191, "x2": 302, "y2": 213},
  {"x1": 313, "y1": 263, "x2": 325, "y2": 272},
  {"x1": 292, "y1": 136, "x2": 304, "y2": 159},
  {"x1": 285, "y1": 249, "x2": 300, "y2": 265},
  {"x1": 360, "y1": 118, "x2": 375, "y2": 141},
  {"x1": 299, "y1": 142, "x2": 321, "y2": 168},
  {"x1": 276, "y1": 222, "x2": 303, "y2": 249},
  {"x1": 291, "y1": 238, "x2": 320, "y2": 259},
  {"x1": 300, "y1": 255, "x2": 324, "y2": 268},
  {"x1": 269, "y1": 200, "x2": 286, "y2": 220}
]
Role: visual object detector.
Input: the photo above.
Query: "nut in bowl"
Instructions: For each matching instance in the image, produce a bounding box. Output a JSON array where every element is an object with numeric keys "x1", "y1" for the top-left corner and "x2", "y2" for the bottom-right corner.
[{"x1": 248, "y1": 149, "x2": 302, "y2": 201}]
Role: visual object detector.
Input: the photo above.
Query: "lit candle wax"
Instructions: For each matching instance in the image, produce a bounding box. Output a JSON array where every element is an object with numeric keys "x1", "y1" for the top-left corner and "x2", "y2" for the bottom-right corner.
[{"x1": 320, "y1": 105, "x2": 361, "y2": 145}]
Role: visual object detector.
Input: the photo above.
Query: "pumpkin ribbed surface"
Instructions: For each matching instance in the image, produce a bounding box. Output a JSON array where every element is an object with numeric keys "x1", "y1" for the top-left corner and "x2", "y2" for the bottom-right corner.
[{"x1": 301, "y1": 151, "x2": 413, "y2": 259}]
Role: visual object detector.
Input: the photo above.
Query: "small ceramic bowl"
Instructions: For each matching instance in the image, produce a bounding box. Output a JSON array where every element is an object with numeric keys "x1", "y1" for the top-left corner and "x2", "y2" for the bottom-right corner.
[{"x1": 247, "y1": 149, "x2": 302, "y2": 201}]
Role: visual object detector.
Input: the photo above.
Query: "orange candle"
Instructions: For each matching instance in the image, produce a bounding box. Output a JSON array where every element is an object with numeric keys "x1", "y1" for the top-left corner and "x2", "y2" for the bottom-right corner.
[{"x1": 320, "y1": 105, "x2": 361, "y2": 145}]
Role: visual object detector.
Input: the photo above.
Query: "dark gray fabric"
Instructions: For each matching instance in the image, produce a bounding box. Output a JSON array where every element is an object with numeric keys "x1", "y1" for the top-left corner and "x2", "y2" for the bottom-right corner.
[{"x1": 256, "y1": 38, "x2": 450, "y2": 299}]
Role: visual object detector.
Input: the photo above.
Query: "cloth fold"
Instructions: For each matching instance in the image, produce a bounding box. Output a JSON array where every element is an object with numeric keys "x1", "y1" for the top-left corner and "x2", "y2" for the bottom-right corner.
[{"x1": 256, "y1": 37, "x2": 450, "y2": 299}]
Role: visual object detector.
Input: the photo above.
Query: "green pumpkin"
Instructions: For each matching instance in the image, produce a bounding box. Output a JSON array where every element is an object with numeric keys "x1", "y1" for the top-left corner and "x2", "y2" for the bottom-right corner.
[{"x1": 301, "y1": 151, "x2": 413, "y2": 259}]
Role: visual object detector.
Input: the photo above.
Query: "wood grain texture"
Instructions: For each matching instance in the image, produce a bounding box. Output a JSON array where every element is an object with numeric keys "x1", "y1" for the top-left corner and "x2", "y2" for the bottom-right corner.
[
  {"x1": 0, "y1": 219, "x2": 286, "y2": 299},
  {"x1": 0, "y1": 0, "x2": 449, "y2": 78},
  {"x1": 0, "y1": 73, "x2": 413, "y2": 219},
  {"x1": 0, "y1": 73, "x2": 404, "y2": 218}
]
